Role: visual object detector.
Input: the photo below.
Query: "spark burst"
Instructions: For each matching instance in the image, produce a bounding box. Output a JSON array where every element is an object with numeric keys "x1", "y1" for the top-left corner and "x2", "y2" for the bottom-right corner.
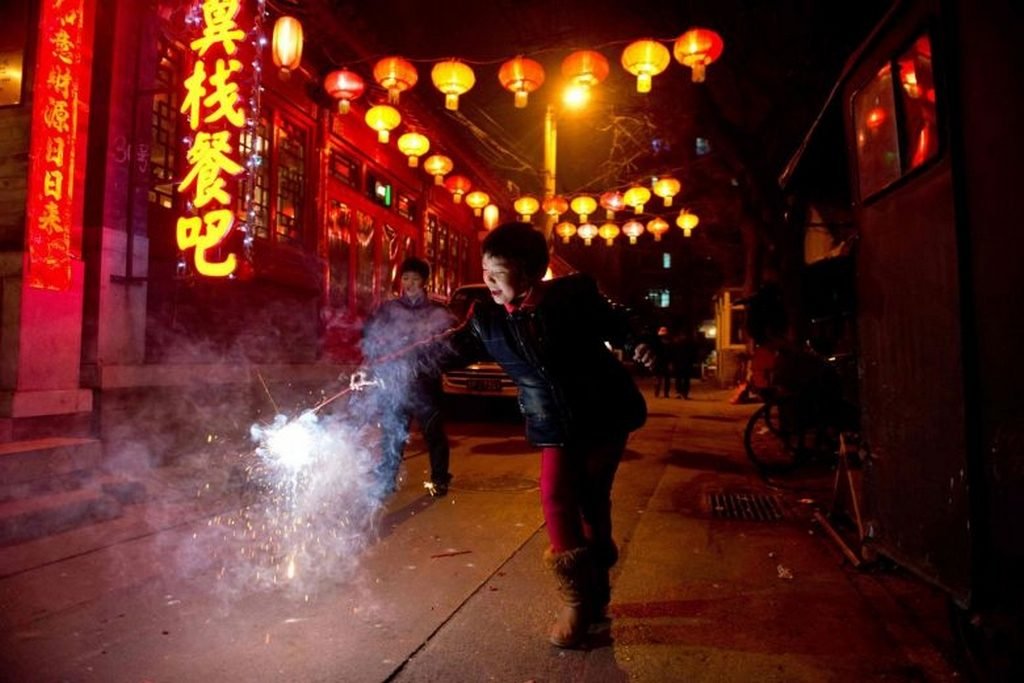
[{"x1": 207, "y1": 392, "x2": 385, "y2": 596}]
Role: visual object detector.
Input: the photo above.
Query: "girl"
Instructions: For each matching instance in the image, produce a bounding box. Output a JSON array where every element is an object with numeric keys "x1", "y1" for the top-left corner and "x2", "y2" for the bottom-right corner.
[{"x1": 458, "y1": 222, "x2": 650, "y2": 647}]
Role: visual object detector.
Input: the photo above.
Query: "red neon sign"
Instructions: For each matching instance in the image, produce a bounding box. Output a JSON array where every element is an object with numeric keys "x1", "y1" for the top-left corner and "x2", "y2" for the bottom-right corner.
[{"x1": 24, "y1": 0, "x2": 86, "y2": 291}]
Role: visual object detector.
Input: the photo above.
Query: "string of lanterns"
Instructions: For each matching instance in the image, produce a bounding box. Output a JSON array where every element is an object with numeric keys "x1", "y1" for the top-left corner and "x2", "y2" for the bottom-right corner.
[
  {"x1": 309, "y1": 26, "x2": 723, "y2": 116},
  {"x1": 270, "y1": 16, "x2": 720, "y2": 246}
]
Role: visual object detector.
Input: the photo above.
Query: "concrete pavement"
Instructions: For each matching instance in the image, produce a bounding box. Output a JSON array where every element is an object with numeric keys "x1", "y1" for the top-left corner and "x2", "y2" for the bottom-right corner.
[{"x1": 0, "y1": 381, "x2": 962, "y2": 681}]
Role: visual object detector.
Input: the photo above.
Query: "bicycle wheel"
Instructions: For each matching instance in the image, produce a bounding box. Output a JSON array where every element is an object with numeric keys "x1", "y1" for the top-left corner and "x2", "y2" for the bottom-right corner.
[{"x1": 744, "y1": 401, "x2": 801, "y2": 475}]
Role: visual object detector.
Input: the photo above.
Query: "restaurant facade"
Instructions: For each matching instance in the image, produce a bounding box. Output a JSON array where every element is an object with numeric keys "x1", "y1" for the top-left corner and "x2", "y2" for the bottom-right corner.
[{"x1": 0, "y1": 0, "x2": 509, "y2": 447}]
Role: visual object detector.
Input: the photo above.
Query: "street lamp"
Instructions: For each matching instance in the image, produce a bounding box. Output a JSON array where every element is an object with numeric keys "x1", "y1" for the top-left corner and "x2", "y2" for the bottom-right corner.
[{"x1": 542, "y1": 89, "x2": 589, "y2": 238}]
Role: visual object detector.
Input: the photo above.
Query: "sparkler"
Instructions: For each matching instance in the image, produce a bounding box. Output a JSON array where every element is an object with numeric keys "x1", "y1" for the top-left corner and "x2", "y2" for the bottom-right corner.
[
  {"x1": 208, "y1": 304, "x2": 478, "y2": 595},
  {"x1": 310, "y1": 303, "x2": 475, "y2": 414}
]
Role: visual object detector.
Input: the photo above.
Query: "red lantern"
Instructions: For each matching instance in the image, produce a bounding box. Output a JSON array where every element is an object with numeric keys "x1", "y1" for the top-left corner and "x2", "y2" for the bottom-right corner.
[
  {"x1": 622, "y1": 219, "x2": 645, "y2": 244},
  {"x1": 397, "y1": 132, "x2": 430, "y2": 167},
  {"x1": 323, "y1": 69, "x2": 365, "y2": 114},
  {"x1": 373, "y1": 56, "x2": 418, "y2": 104},
  {"x1": 514, "y1": 195, "x2": 540, "y2": 221},
  {"x1": 432, "y1": 60, "x2": 476, "y2": 111},
  {"x1": 272, "y1": 16, "x2": 303, "y2": 79},
  {"x1": 600, "y1": 191, "x2": 625, "y2": 219},
  {"x1": 498, "y1": 56, "x2": 545, "y2": 108},
  {"x1": 542, "y1": 196, "x2": 569, "y2": 219},
  {"x1": 598, "y1": 222, "x2": 620, "y2": 246},
  {"x1": 424, "y1": 154, "x2": 453, "y2": 185},
  {"x1": 465, "y1": 191, "x2": 490, "y2": 216},
  {"x1": 576, "y1": 222, "x2": 599, "y2": 246},
  {"x1": 555, "y1": 221, "x2": 577, "y2": 244},
  {"x1": 444, "y1": 174, "x2": 473, "y2": 203},
  {"x1": 646, "y1": 217, "x2": 669, "y2": 241},
  {"x1": 561, "y1": 50, "x2": 610, "y2": 89},
  {"x1": 673, "y1": 28, "x2": 724, "y2": 83},
  {"x1": 621, "y1": 39, "x2": 671, "y2": 93}
]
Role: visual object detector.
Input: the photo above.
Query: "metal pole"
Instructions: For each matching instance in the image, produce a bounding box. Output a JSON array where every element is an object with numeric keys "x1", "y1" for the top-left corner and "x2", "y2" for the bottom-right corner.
[{"x1": 542, "y1": 104, "x2": 557, "y2": 239}]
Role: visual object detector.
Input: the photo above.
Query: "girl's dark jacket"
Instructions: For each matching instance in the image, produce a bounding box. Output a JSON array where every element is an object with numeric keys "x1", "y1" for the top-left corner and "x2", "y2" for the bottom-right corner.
[{"x1": 456, "y1": 273, "x2": 647, "y2": 447}]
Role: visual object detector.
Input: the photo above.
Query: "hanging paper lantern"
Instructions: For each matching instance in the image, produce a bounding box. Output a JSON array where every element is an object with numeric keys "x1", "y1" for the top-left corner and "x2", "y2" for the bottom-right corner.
[
  {"x1": 621, "y1": 39, "x2": 671, "y2": 93},
  {"x1": 373, "y1": 56, "x2": 418, "y2": 104},
  {"x1": 542, "y1": 195, "x2": 569, "y2": 219},
  {"x1": 323, "y1": 69, "x2": 364, "y2": 114},
  {"x1": 653, "y1": 177, "x2": 681, "y2": 207},
  {"x1": 432, "y1": 60, "x2": 476, "y2": 111},
  {"x1": 673, "y1": 27, "x2": 724, "y2": 83},
  {"x1": 623, "y1": 185, "x2": 651, "y2": 214},
  {"x1": 483, "y1": 204, "x2": 501, "y2": 230},
  {"x1": 397, "y1": 132, "x2": 430, "y2": 167},
  {"x1": 570, "y1": 195, "x2": 597, "y2": 223},
  {"x1": 423, "y1": 154, "x2": 453, "y2": 185},
  {"x1": 465, "y1": 190, "x2": 490, "y2": 216},
  {"x1": 555, "y1": 221, "x2": 577, "y2": 244},
  {"x1": 498, "y1": 56, "x2": 545, "y2": 108},
  {"x1": 622, "y1": 219, "x2": 645, "y2": 244},
  {"x1": 364, "y1": 105, "x2": 401, "y2": 143},
  {"x1": 598, "y1": 222, "x2": 620, "y2": 246},
  {"x1": 444, "y1": 175, "x2": 472, "y2": 203},
  {"x1": 676, "y1": 209, "x2": 700, "y2": 237},
  {"x1": 646, "y1": 217, "x2": 669, "y2": 241},
  {"x1": 561, "y1": 50, "x2": 610, "y2": 89},
  {"x1": 576, "y1": 222, "x2": 599, "y2": 246},
  {"x1": 514, "y1": 195, "x2": 540, "y2": 222},
  {"x1": 600, "y1": 191, "x2": 625, "y2": 219},
  {"x1": 272, "y1": 16, "x2": 303, "y2": 79}
]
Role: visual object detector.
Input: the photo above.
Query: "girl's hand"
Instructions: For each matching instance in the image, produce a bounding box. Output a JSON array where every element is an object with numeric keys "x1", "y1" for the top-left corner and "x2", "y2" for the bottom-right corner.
[{"x1": 633, "y1": 343, "x2": 656, "y2": 370}]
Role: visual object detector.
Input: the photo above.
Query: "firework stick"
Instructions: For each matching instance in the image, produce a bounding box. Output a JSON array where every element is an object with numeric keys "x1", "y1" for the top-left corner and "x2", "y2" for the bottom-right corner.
[{"x1": 310, "y1": 302, "x2": 477, "y2": 414}]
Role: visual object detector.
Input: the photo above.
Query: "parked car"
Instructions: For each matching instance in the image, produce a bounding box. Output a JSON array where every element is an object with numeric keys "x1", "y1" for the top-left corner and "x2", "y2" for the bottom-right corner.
[{"x1": 441, "y1": 284, "x2": 518, "y2": 399}]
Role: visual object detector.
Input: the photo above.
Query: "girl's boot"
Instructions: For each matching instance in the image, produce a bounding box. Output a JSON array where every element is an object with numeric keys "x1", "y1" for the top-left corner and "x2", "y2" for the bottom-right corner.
[{"x1": 544, "y1": 546, "x2": 592, "y2": 648}]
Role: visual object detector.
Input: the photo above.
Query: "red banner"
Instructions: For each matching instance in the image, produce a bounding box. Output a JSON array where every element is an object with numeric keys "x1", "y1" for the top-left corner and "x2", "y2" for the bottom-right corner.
[{"x1": 24, "y1": 0, "x2": 86, "y2": 291}]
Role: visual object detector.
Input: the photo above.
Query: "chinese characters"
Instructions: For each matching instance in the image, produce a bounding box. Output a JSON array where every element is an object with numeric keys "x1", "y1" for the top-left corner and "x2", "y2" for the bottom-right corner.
[
  {"x1": 25, "y1": 0, "x2": 85, "y2": 291},
  {"x1": 178, "y1": 0, "x2": 248, "y2": 277}
]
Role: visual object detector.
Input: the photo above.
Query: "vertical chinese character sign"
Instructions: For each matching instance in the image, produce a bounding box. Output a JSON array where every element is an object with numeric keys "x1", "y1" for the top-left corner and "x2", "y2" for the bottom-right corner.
[
  {"x1": 178, "y1": 0, "x2": 253, "y2": 278},
  {"x1": 25, "y1": 0, "x2": 87, "y2": 291}
]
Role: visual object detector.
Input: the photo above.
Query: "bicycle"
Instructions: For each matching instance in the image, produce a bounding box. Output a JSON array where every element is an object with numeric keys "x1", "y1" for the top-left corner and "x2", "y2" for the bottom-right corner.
[{"x1": 742, "y1": 349, "x2": 859, "y2": 479}]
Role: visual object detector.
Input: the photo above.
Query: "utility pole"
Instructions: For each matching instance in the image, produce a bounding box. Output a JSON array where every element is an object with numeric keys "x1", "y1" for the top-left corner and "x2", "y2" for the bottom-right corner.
[{"x1": 542, "y1": 104, "x2": 557, "y2": 240}]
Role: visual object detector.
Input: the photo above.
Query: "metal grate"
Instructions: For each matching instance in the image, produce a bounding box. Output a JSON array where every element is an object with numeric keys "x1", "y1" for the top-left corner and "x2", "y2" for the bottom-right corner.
[{"x1": 708, "y1": 491, "x2": 785, "y2": 522}]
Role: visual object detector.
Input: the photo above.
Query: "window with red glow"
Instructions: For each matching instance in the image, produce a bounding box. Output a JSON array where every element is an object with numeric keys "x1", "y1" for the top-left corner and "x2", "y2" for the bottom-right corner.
[
  {"x1": 329, "y1": 150, "x2": 358, "y2": 186},
  {"x1": 852, "y1": 32, "x2": 940, "y2": 200},
  {"x1": 897, "y1": 35, "x2": 938, "y2": 171},
  {"x1": 354, "y1": 209, "x2": 376, "y2": 315},
  {"x1": 327, "y1": 199, "x2": 351, "y2": 310},
  {"x1": 424, "y1": 212, "x2": 437, "y2": 263},
  {"x1": 853, "y1": 64, "x2": 900, "y2": 198}
]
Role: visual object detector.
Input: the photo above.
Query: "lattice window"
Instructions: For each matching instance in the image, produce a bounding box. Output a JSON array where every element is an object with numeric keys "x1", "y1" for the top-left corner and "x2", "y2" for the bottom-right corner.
[
  {"x1": 148, "y1": 39, "x2": 181, "y2": 209},
  {"x1": 275, "y1": 118, "x2": 306, "y2": 246},
  {"x1": 240, "y1": 118, "x2": 270, "y2": 238}
]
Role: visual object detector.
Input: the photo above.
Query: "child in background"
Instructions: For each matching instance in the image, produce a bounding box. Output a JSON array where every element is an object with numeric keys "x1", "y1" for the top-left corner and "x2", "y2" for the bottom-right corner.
[{"x1": 362, "y1": 257, "x2": 455, "y2": 498}]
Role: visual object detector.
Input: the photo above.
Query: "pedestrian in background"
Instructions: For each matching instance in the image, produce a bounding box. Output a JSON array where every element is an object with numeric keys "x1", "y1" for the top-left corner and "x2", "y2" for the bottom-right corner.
[
  {"x1": 362, "y1": 257, "x2": 455, "y2": 498},
  {"x1": 671, "y1": 330, "x2": 697, "y2": 399},
  {"x1": 652, "y1": 326, "x2": 672, "y2": 397},
  {"x1": 453, "y1": 222, "x2": 652, "y2": 648}
]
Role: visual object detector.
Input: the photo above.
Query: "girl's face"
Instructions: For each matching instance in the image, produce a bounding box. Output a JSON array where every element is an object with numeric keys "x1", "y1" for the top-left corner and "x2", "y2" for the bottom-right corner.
[
  {"x1": 400, "y1": 271, "x2": 426, "y2": 300},
  {"x1": 482, "y1": 254, "x2": 528, "y2": 306}
]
